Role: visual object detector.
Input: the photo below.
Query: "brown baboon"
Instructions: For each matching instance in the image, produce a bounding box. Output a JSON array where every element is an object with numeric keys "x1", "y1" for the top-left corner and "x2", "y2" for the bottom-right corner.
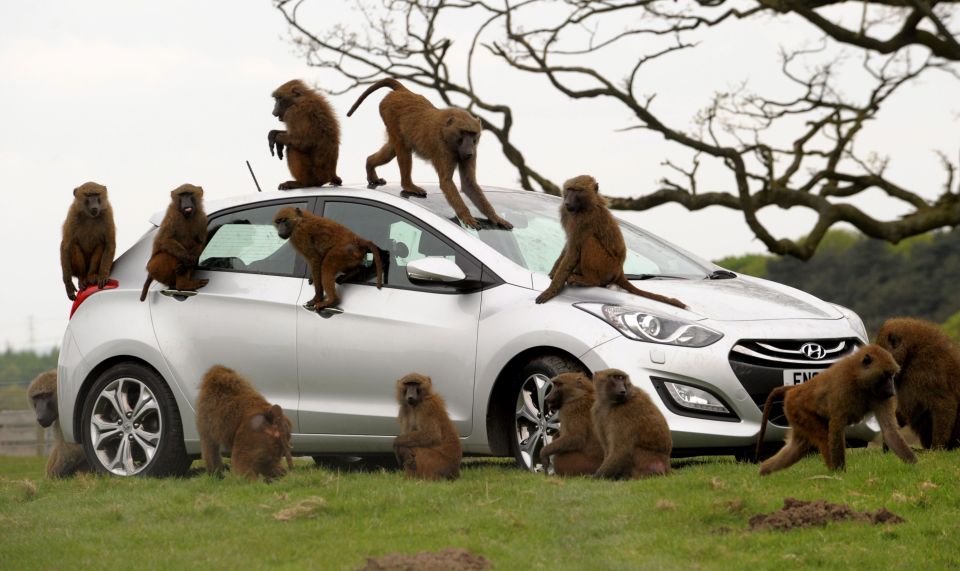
[
  {"x1": 539, "y1": 373, "x2": 604, "y2": 476},
  {"x1": 757, "y1": 344, "x2": 917, "y2": 475},
  {"x1": 877, "y1": 317, "x2": 960, "y2": 450},
  {"x1": 346, "y1": 78, "x2": 512, "y2": 230},
  {"x1": 60, "y1": 182, "x2": 116, "y2": 300},
  {"x1": 196, "y1": 365, "x2": 294, "y2": 481},
  {"x1": 535, "y1": 176, "x2": 686, "y2": 308},
  {"x1": 393, "y1": 373, "x2": 462, "y2": 480},
  {"x1": 273, "y1": 206, "x2": 383, "y2": 310},
  {"x1": 27, "y1": 370, "x2": 91, "y2": 478},
  {"x1": 140, "y1": 184, "x2": 209, "y2": 301},
  {"x1": 591, "y1": 369, "x2": 672, "y2": 479},
  {"x1": 268, "y1": 79, "x2": 342, "y2": 190}
]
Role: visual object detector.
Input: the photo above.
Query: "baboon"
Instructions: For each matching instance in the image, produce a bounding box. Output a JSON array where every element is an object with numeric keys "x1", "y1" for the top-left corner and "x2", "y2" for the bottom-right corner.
[
  {"x1": 539, "y1": 373, "x2": 603, "y2": 476},
  {"x1": 535, "y1": 176, "x2": 686, "y2": 308},
  {"x1": 273, "y1": 206, "x2": 383, "y2": 310},
  {"x1": 877, "y1": 317, "x2": 960, "y2": 450},
  {"x1": 591, "y1": 369, "x2": 672, "y2": 479},
  {"x1": 60, "y1": 182, "x2": 116, "y2": 300},
  {"x1": 346, "y1": 78, "x2": 512, "y2": 230},
  {"x1": 393, "y1": 373, "x2": 462, "y2": 480},
  {"x1": 27, "y1": 370, "x2": 90, "y2": 478},
  {"x1": 140, "y1": 184, "x2": 209, "y2": 301},
  {"x1": 268, "y1": 79, "x2": 342, "y2": 190},
  {"x1": 757, "y1": 344, "x2": 917, "y2": 475},
  {"x1": 196, "y1": 365, "x2": 294, "y2": 481}
]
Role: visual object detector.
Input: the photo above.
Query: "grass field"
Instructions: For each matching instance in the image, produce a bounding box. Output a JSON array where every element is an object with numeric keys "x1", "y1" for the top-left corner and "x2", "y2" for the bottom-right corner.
[{"x1": 1, "y1": 449, "x2": 959, "y2": 570}]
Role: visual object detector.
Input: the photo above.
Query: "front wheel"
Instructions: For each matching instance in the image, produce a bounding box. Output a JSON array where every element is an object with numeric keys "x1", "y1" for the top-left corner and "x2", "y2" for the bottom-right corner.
[
  {"x1": 510, "y1": 355, "x2": 585, "y2": 472},
  {"x1": 81, "y1": 363, "x2": 190, "y2": 477}
]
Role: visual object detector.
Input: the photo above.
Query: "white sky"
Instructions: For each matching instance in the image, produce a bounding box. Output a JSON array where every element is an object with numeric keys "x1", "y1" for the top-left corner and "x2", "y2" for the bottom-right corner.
[{"x1": 0, "y1": 1, "x2": 957, "y2": 351}]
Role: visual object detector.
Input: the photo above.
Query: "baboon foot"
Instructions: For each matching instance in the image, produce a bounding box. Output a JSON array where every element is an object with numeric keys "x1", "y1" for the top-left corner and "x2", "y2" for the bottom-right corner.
[
  {"x1": 278, "y1": 181, "x2": 303, "y2": 191},
  {"x1": 491, "y1": 216, "x2": 513, "y2": 230},
  {"x1": 331, "y1": 175, "x2": 343, "y2": 186},
  {"x1": 459, "y1": 215, "x2": 481, "y2": 229},
  {"x1": 400, "y1": 184, "x2": 427, "y2": 197},
  {"x1": 367, "y1": 177, "x2": 387, "y2": 189}
]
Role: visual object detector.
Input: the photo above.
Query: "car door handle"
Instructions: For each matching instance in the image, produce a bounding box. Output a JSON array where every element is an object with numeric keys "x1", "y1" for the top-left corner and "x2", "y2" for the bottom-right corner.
[
  {"x1": 160, "y1": 290, "x2": 198, "y2": 301},
  {"x1": 303, "y1": 303, "x2": 344, "y2": 317}
]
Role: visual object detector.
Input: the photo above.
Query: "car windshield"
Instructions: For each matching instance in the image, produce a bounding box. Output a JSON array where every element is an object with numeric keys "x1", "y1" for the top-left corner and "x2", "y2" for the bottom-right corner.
[{"x1": 395, "y1": 189, "x2": 711, "y2": 278}]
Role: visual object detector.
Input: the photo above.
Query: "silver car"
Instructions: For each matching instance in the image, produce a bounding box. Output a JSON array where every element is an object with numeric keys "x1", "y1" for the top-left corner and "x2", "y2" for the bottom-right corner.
[{"x1": 57, "y1": 184, "x2": 871, "y2": 476}]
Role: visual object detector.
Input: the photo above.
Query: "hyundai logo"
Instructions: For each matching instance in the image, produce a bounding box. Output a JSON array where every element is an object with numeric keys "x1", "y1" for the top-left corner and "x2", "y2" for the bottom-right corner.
[{"x1": 800, "y1": 342, "x2": 826, "y2": 360}]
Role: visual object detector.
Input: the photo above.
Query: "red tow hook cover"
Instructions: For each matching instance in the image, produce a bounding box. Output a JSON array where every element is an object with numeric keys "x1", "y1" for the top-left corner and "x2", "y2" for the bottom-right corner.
[{"x1": 70, "y1": 279, "x2": 119, "y2": 318}]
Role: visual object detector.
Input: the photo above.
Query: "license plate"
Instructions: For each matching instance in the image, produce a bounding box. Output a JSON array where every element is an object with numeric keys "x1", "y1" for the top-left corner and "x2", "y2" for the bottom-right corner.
[{"x1": 783, "y1": 369, "x2": 819, "y2": 386}]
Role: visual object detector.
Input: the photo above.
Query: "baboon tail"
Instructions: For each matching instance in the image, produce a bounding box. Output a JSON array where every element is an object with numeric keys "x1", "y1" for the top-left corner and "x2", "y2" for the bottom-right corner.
[
  {"x1": 362, "y1": 240, "x2": 384, "y2": 289},
  {"x1": 140, "y1": 276, "x2": 153, "y2": 302},
  {"x1": 755, "y1": 385, "x2": 792, "y2": 461},
  {"x1": 615, "y1": 275, "x2": 688, "y2": 309},
  {"x1": 346, "y1": 78, "x2": 407, "y2": 117}
]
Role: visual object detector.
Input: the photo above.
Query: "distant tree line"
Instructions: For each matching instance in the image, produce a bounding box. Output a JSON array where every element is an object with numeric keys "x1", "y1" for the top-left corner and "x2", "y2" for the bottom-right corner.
[
  {"x1": 718, "y1": 228, "x2": 960, "y2": 339},
  {"x1": 0, "y1": 347, "x2": 59, "y2": 410}
]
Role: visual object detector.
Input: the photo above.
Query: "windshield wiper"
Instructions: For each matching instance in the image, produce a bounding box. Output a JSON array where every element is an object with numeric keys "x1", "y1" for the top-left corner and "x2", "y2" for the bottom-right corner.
[
  {"x1": 625, "y1": 274, "x2": 688, "y2": 280},
  {"x1": 707, "y1": 269, "x2": 737, "y2": 280}
]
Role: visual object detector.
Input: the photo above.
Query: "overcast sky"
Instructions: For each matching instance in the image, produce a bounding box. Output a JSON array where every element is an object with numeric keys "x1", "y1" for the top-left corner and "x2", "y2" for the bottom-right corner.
[{"x1": 0, "y1": 1, "x2": 956, "y2": 351}]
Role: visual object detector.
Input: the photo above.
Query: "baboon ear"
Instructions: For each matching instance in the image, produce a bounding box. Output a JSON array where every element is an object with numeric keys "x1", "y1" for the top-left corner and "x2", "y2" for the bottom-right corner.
[
  {"x1": 249, "y1": 413, "x2": 266, "y2": 431},
  {"x1": 73, "y1": 187, "x2": 79, "y2": 197},
  {"x1": 594, "y1": 181, "x2": 600, "y2": 192},
  {"x1": 862, "y1": 353, "x2": 873, "y2": 367},
  {"x1": 268, "y1": 404, "x2": 283, "y2": 421},
  {"x1": 295, "y1": 207, "x2": 303, "y2": 217},
  {"x1": 446, "y1": 115, "x2": 456, "y2": 126}
]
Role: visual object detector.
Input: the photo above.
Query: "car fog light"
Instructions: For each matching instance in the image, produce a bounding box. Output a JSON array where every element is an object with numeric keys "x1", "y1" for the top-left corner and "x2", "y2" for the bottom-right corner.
[{"x1": 663, "y1": 382, "x2": 730, "y2": 415}]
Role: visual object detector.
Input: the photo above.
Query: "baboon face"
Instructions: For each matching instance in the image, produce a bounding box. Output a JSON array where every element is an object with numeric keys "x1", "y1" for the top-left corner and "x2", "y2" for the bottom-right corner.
[
  {"x1": 171, "y1": 185, "x2": 203, "y2": 219},
  {"x1": 272, "y1": 80, "x2": 306, "y2": 121},
  {"x1": 442, "y1": 113, "x2": 482, "y2": 162},
  {"x1": 545, "y1": 373, "x2": 593, "y2": 410},
  {"x1": 74, "y1": 183, "x2": 108, "y2": 218},
  {"x1": 31, "y1": 390, "x2": 57, "y2": 428},
  {"x1": 562, "y1": 175, "x2": 600, "y2": 213},
  {"x1": 595, "y1": 368, "x2": 631, "y2": 404},
  {"x1": 249, "y1": 405, "x2": 292, "y2": 455},
  {"x1": 273, "y1": 207, "x2": 303, "y2": 240},
  {"x1": 396, "y1": 373, "x2": 433, "y2": 406},
  {"x1": 876, "y1": 319, "x2": 911, "y2": 365},
  {"x1": 857, "y1": 345, "x2": 900, "y2": 400}
]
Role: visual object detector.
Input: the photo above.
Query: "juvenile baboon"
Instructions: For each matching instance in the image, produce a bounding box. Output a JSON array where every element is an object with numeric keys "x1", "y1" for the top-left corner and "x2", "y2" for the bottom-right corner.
[
  {"x1": 393, "y1": 373, "x2": 462, "y2": 480},
  {"x1": 196, "y1": 365, "x2": 294, "y2": 481},
  {"x1": 27, "y1": 370, "x2": 90, "y2": 478},
  {"x1": 60, "y1": 182, "x2": 116, "y2": 300},
  {"x1": 273, "y1": 206, "x2": 383, "y2": 310},
  {"x1": 757, "y1": 344, "x2": 917, "y2": 475},
  {"x1": 140, "y1": 184, "x2": 209, "y2": 301},
  {"x1": 346, "y1": 78, "x2": 512, "y2": 230},
  {"x1": 535, "y1": 176, "x2": 686, "y2": 308},
  {"x1": 539, "y1": 373, "x2": 604, "y2": 476},
  {"x1": 268, "y1": 79, "x2": 342, "y2": 190},
  {"x1": 591, "y1": 369, "x2": 672, "y2": 479},
  {"x1": 877, "y1": 317, "x2": 960, "y2": 450}
]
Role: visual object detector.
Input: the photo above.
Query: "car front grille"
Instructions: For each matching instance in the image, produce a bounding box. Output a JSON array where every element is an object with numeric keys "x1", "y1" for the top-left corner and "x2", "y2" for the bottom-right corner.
[{"x1": 729, "y1": 338, "x2": 861, "y2": 426}]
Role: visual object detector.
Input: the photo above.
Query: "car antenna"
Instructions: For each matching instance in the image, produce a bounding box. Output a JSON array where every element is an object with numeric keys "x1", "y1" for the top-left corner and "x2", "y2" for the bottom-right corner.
[{"x1": 246, "y1": 160, "x2": 263, "y2": 193}]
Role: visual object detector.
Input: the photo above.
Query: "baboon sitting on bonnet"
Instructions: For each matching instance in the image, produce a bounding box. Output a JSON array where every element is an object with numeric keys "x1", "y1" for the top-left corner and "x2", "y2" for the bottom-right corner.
[
  {"x1": 877, "y1": 317, "x2": 960, "y2": 450},
  {"x1": 346, "y1": 77, "x2": 512, "y2": 230},
  {"x1": 268, "y1": 79, "x2": 342, "y2": 190},
  {"x1": 140, "y1": 184, "x2": 209, "y2": 301},
  {"x1": 273, "y1": 206, "x2": 383, "y2": 310},
  {"x1": 61, "y1": 182, "x2": 116, "y2": 300},
  {"x1": 539, "y1": 373, "x2": 604, "y2": 476},
  {"x1": 757, "y1": 344, "x2": 917, "y2": 475},
  {"x1": 592, "y1": 369, "x2": 672, "y2": 479},
  {"x1": 27, "y1": 370, "x2": 90, "y2": 478},
  {"x1": 536, "y1": 176, "x2": 686, "y2": 309},
  {"x1": 394, "y1": 373, "x2": 462, "y2": 480},
  {"x1": 196, "y1": 365, "x2": 294, "y2": 481}
]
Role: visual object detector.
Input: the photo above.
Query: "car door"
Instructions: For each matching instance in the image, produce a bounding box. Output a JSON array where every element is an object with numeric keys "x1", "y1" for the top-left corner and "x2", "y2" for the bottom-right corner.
[
  {"x1": 146, "y1": 198, "x2": 310, "y2": 433},
  {"x1": 296, "y1": 198, "x2": 488, "y2": 437}
]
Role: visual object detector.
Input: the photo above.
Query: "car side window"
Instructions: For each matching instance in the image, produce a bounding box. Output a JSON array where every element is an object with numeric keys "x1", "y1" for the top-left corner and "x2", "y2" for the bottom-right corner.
[
  {"x1": 322, "y1": 201, "x2": 481, "y2": 291},
  {"x1": 198, "y1": 201, "x2": 308, "y2": 278}
]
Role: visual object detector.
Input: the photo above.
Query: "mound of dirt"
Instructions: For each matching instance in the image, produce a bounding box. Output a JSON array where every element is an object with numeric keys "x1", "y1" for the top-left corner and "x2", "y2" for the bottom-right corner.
[
  {"x1": 359, "y1": 548, "x2": 491, "y2": 571},
  {"x1": 749, "y1": 498, "x2": 904, "y2": 532}
]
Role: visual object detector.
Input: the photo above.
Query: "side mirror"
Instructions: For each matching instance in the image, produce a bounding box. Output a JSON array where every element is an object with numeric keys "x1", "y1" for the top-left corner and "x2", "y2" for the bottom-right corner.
[{"x1": 406, "y1": 257, "x2": 466, "y2": 283}]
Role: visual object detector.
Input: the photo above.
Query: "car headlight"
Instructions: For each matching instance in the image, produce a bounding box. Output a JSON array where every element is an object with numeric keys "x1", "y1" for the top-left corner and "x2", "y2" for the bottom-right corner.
[
  {"x1": 662, "y1": 381, "x2": 731, "y2": 414},
  {"x1": 832, "y1": 303, "x2": 868, "y2": 342},
  {"x1": 575, "y1": 303, "x2": 723, "y2": 347}
]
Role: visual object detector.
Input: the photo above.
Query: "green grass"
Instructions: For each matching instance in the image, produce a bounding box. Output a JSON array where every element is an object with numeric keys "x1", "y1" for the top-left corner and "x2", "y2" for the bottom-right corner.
[{"x1": 2, "y1": 450, "x2": 959, "y2": 570}]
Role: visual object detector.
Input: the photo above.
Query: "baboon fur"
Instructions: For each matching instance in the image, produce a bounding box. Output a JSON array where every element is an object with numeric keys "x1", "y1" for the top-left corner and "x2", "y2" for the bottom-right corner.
[
  {"x1": 27, "y1": 370, "x2": 91, "y2": 478},
  {"x1": 140, "y1": 184, "x2": 209, "y2": 301},
  {"x1": 196, "y1": 365, "x2": 294, "y2": 481},
  {"x1": 877, "y1": 317, "x2": 960, "y2": 450},
  {"x1": 591, "y1": 369, "x2": 672, "y2": 479},
  {"x1": 273, "y1": 206, "x2": 383, "y2": 310},
  {"x1": 536, "y1": 175, "x2": 686, "y2": 308},
  {"x1": 757, "y1": 344, "x2": 917, "y2": 475},
  {"x1": 539, "y1": 372, "x2": 604, "y2": 476},
  {"x1": 61, "y1": 182, "x2": 115, "y2": 300},
  {"x1": 393, "y1": 373, "x2": 462, "y2": 480},
  {"x1": 346, "y1": 77, "x2": 512, "y2": 230},
  {"x1": 268, "y1": 79, "x2": 342, "y2": 190}
]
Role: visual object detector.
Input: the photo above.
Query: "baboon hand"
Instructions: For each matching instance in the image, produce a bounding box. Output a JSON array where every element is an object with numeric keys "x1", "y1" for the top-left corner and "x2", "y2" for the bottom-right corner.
[
  {"x1": 535, "y1": 289, "x2": 558, "y2": 304},
  {"x1": 267, "y1": 130, "x2": 285, "y2": 160},
  {"x1": 493, "y1": 216, "x2": 514, "y2": 230},
  {"x1": 64, "y1": 281, "x2": 77, "y2": 301},
  {"x1": 97, "y1": 275, "x2": 109, "y2": 289},
  {"x1": 460, "y1": 215, "x2": 481, "y2": 230}
]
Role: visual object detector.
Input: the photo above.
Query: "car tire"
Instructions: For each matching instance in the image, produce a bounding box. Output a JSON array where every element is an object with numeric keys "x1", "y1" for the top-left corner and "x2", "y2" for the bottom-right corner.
[
  {"x1": 509, "y1": 355, "x2": 586, "y2": 472},
  {"x1": 80, "y1": 362, "x2": 190, "y2": 477}
]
